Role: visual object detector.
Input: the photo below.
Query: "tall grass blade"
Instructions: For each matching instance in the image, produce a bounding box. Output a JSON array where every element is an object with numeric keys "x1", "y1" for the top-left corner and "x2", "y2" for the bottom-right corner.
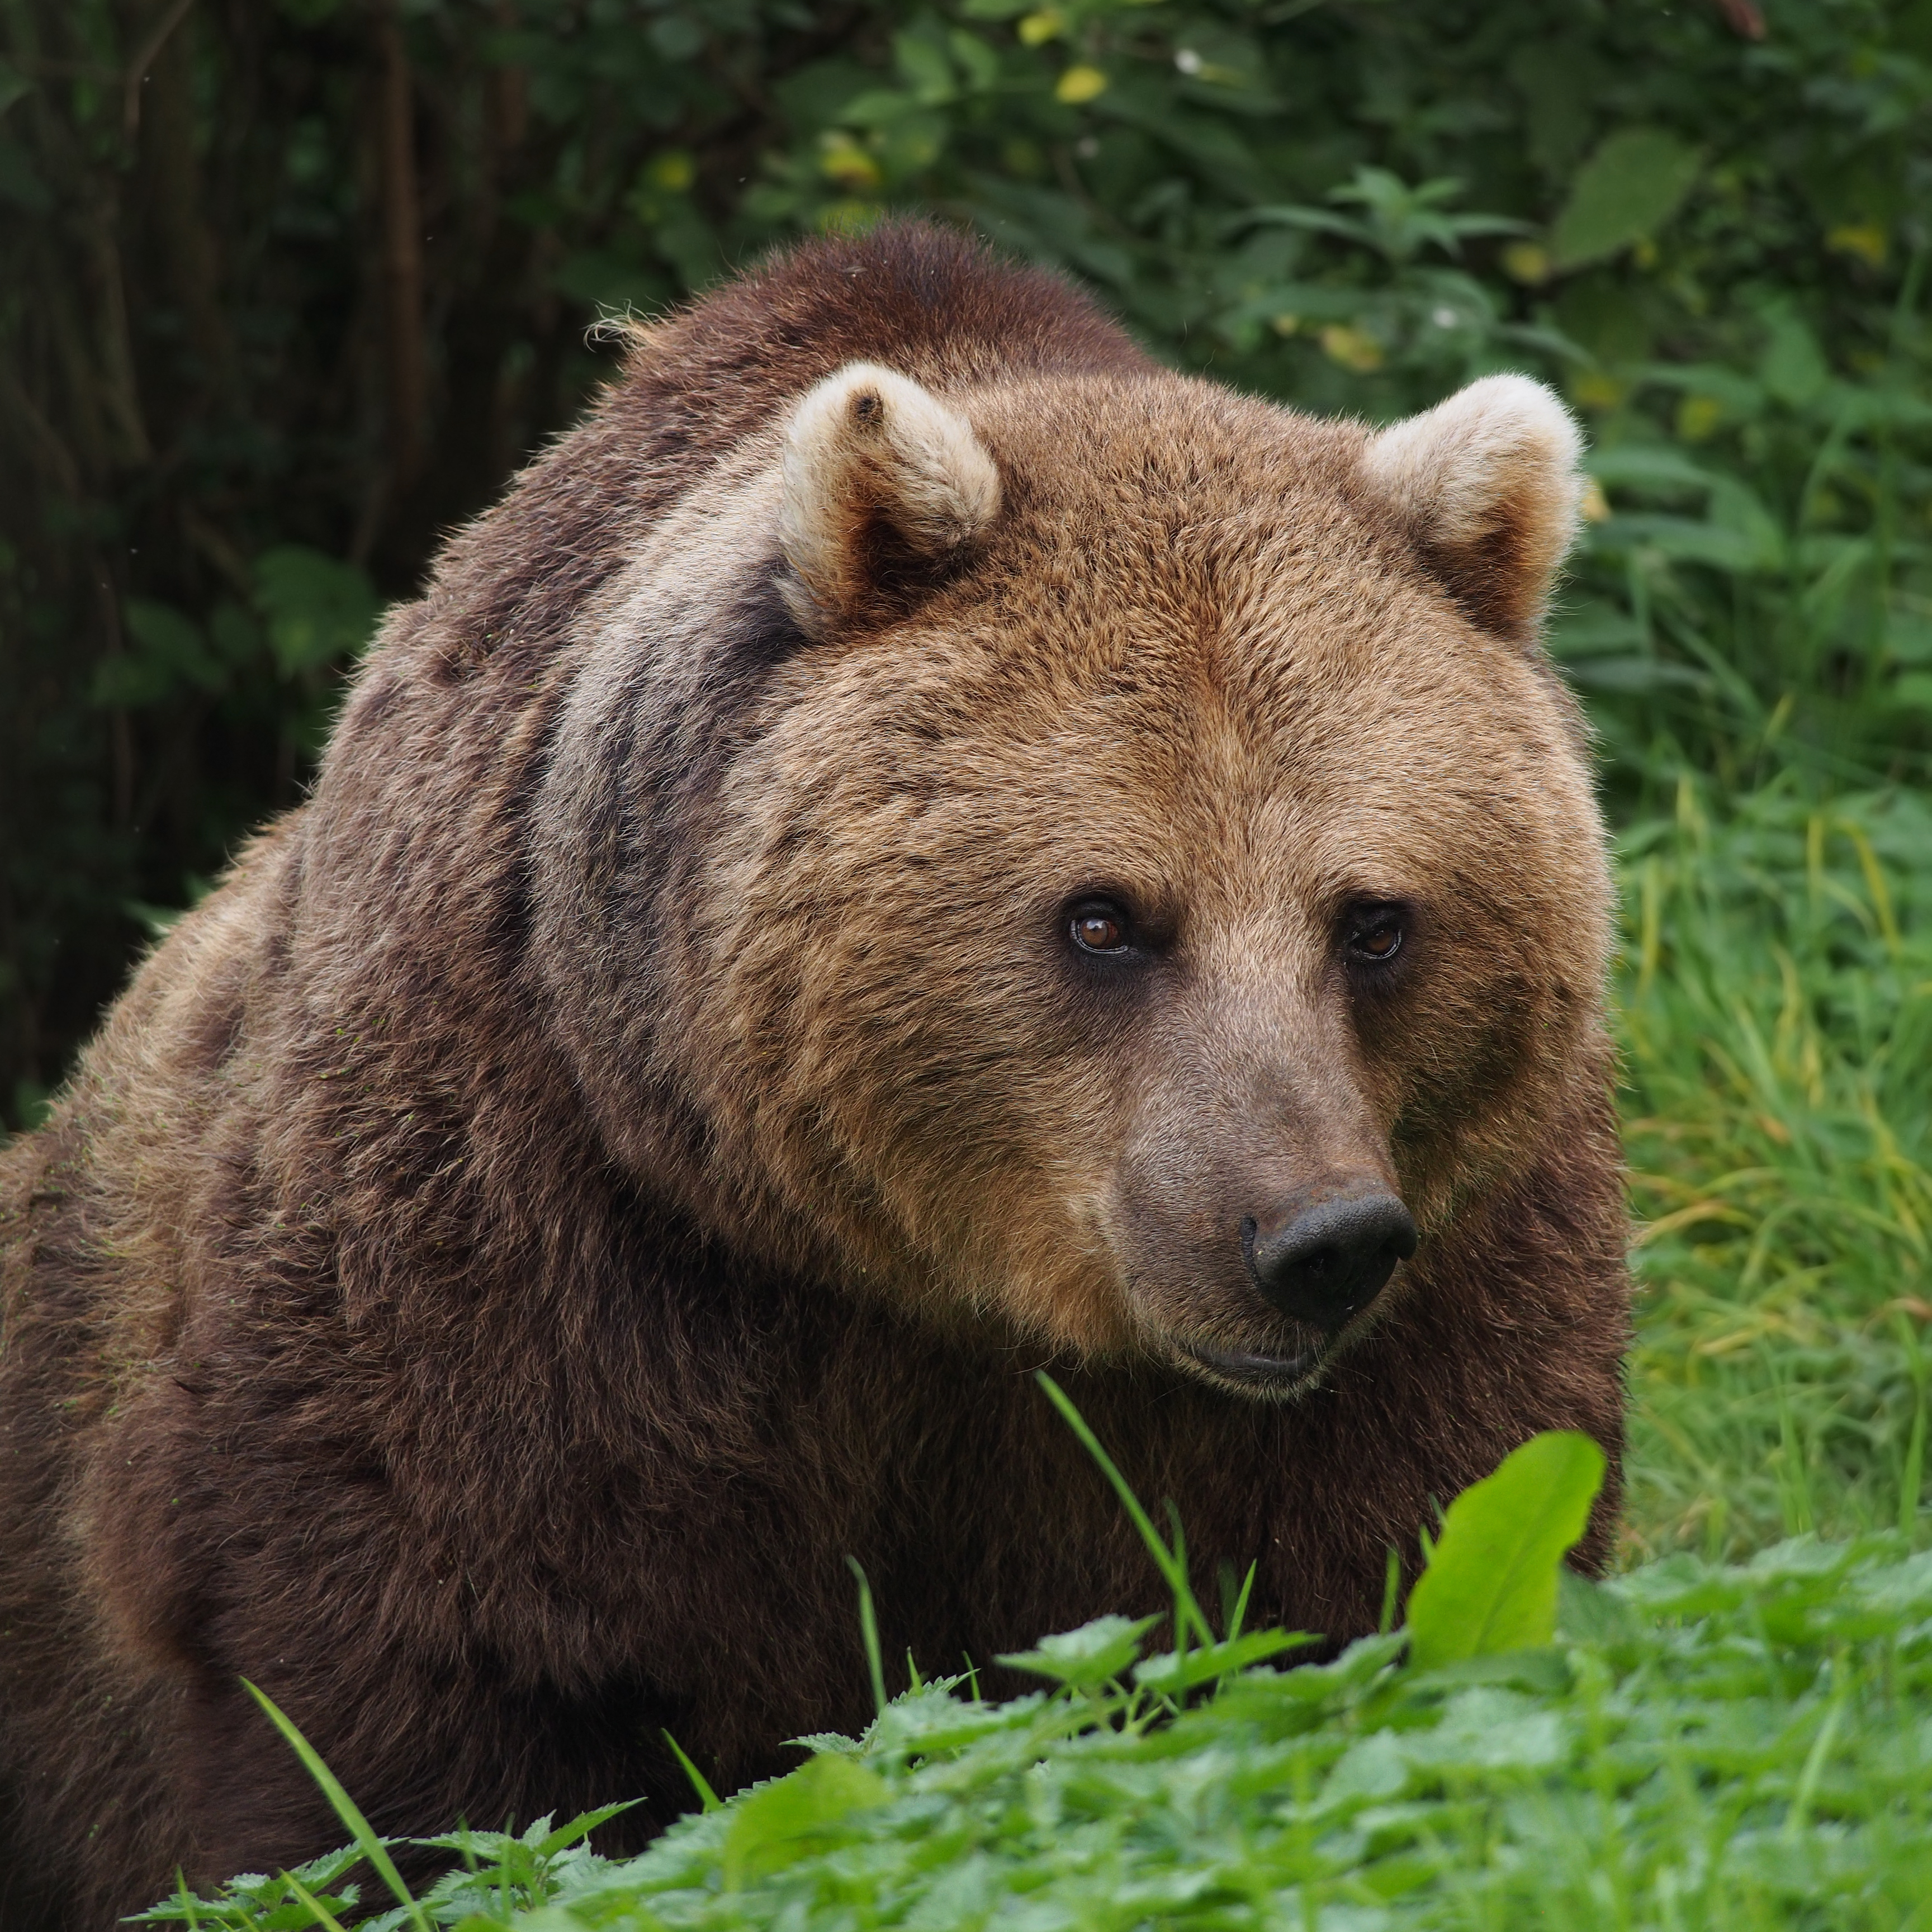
[
  {"x1": 661, "y1": 1730, "x2": 721, "y2": 1813},
  {"x1": 846, "y1": 1555, "x2": 889, "y2": 1716},
  {"x1": 278, "y1": 1869, "x2": 349, "y2": 1932},
  {"x1": 169, "y1": 1872, "x2": 201, "y2": 1932},
  {"x1": 1035, "y1": 1372, "x2": 1215, "y2": 1649},
  {"x1": 1783, "y1": 1683, "x2": 1848, "y2": 1840},
  {"x1": 1898, "y1": 1313, "x2": 1928, "y2": 1541},
  {"x1": 240, "y1": 1680, "x2": 432, "y2": 1932},
  {"x1": 1226, "y1": 1561, "x2": 1257, "y2": 1645},
  {"x1": 1379, "y1": 1547, "x2": 1402, "y2": 1636}
]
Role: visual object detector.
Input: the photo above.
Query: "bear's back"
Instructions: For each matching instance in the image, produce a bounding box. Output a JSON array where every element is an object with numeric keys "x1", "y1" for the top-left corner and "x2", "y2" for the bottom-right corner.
[{"x1": 424, "y1": 224, "x2": 1151, "y2": 665}]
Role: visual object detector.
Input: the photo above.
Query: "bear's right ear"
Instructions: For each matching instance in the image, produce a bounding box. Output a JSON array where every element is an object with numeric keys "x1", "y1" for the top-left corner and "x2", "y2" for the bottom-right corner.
[
  {"x1": 1359, "y1": 374, "x2": 1585, "y2": 643},
  {"x1": 778, "y1": 362, "x2": 1001, "y2": 633}
]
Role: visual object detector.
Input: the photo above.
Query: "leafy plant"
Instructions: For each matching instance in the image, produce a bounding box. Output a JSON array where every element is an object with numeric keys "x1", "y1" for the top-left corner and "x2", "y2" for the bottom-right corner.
[
  {"x1": 147, "y1": 1410, "x2": 1932, "y2": 1930},
  {"x1": 1404, "y1": 1432, "x2": 1607, "y2": 1670},
  {"x1": 253, "y1": 548, "x2": 386, "y2": 680},
  {"x1": 719, "y1": 1754, "x2": 889, "y2": 1889}
]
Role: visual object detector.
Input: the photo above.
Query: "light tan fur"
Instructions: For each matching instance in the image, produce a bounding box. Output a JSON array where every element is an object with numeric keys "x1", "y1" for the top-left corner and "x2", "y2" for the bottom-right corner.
[
  {"x1": 779, "y1": 361, "x2": 1002, "y2": 629},
  {"x1": 1361, "y1": 373, "x2": 1584, "y2": 637}
]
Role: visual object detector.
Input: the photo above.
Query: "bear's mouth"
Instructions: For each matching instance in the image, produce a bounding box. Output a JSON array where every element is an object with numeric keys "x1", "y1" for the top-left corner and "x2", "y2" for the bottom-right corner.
[{"x1": 1175, "y1": 1337, "x2": 1327, "y2": 1399}]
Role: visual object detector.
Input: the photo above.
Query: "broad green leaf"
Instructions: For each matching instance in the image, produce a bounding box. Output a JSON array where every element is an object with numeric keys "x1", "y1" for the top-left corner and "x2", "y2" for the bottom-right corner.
[
  {"x1": 948, "y1": 29, "x2": 1002, "y2": 92},
  {"x1": 93, "y1": 600, "x2": 226, "y2": 708},
  {"x1": 998, "y1": 1612, "x2": 1161, "y2": 1689},
  {"x1": 1133, "y1": 1627, "x2": 1319, "y2": 1693},
  {"x1": 1591, "y1": 512, "x2": 1777, "y2": 574},
  {"x1": 126, "y1": 599, "x2": 227, "y2": 692},
  {"x1": 1395, "y1": 1688, "x2": 1569, "y2": 1773},
  {"x1": 647, "y1": 14, "x2": 704, "y2": 61},
  {"x1": 1759, "y1": 310, "x2": 1829, "y2": 409},
  {"x1": 893, "y1": 30, "x2": 956, "y2": 105},
  {"x1": 1405, "y1": 1432, "x2": 1607, "y2": 1671},
  {"x1": 1588, "y1": 445, "x2": 1724, "y2": 494},
  {"x1": 721, "y1": 1753, "x2": 889, "y2": 1887},
  {"x1": 253, "y1": 546, "x2": 384, "y2": 675},
  {"x1": 1551, "y1": 128, "x2": 1700, "y2": 270}
]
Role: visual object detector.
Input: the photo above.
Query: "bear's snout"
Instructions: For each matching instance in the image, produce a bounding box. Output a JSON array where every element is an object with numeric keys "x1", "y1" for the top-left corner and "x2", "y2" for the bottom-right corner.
[{"x1": 1242, "y1": 1186, "x2": 1417, "y2": 1333}]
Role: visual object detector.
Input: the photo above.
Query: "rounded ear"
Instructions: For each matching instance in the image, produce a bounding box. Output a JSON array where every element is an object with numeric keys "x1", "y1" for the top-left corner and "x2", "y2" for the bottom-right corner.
[
  {"x1": 778, "y1": 362, "x2": 1002, "y2": 633},
  {"x1": 1360, "y1": 375, "x2": 1585, "y2": 642}
]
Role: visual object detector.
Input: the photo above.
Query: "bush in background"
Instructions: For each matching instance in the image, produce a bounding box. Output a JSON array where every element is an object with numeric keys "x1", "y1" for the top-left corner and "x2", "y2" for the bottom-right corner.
[{"x1": 4, "y1": 0, "x2": 1930, "y2": 1124}]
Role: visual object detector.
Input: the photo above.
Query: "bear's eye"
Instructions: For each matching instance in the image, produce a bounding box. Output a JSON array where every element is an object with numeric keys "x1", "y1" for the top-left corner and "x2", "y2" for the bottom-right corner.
[
  {"x1": 1069, "y1": 901, "x2": 1131, "y2": 955},
  {"x1": 1344, "y1": 908, "x2": 1405, "y2": 966}
]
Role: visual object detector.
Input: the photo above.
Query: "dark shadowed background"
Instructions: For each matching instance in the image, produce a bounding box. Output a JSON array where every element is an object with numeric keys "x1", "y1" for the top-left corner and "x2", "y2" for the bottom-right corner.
[{"x1": 3, "y1": 0, "x2": 1930, "y2": 1131}]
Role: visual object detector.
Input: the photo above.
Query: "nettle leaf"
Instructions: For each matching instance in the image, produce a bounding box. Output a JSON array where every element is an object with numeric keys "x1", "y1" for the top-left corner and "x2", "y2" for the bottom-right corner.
[
  {"x1": 721, "y1": 1753, "x2": 891, "y2": 1887},
  {"x1": 1405, "y1": 1432, "x2": 1607, "y2": 1672},
  {"x1": 861, "y1": 1682, "x2": 1041, "y2": 1759},
  {"x1": 1556, "y1": 1567, "x2": 1645, "y2": 1648},
  {"x1": 1395, "y1": 1687, "x2": 1569, "y2": 1774},
  {"x1": 1551, "y1": 127, "x2": 1701, "y2": 271},
  {"x1": 997, "y1": 1612, "x2": 1161, "y2": 1689},
  {"x1": 1134, "y1": 1627, "x2": 1320, "y2": 1694}
]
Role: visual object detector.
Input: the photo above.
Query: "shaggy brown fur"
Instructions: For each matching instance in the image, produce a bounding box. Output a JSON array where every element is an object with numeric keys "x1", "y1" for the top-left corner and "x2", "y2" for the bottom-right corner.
[{"x1": 0, "y1": 224, "x2": 1628, "y2": 1929}]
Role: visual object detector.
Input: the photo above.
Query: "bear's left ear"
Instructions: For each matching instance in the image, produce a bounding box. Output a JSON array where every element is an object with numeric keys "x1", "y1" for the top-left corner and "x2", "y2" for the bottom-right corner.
[
  {"x1": 778, "y1": 361, "x2": 1001, "y2": 633},
  {"x1": 1360, "y1": 374, "x2": 1584, "y2": 642}
]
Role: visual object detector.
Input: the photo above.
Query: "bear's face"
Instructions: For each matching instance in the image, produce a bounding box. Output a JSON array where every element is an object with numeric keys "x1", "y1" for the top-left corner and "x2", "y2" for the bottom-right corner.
[{"x1": 538, "y1": 364, "x2": 1610, "y2": 1400}]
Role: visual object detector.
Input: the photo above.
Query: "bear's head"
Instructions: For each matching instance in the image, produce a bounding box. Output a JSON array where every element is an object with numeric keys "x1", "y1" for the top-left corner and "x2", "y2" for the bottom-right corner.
[{"x1": 533, "y1": 356, "x2": 1609, "y2": 1399}]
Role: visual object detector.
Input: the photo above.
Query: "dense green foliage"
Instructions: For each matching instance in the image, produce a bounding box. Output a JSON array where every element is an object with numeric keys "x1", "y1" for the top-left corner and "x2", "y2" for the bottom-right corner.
[
  {"x1": 6, "y1": 0, "x2": 1932, "y2": 1119},
  {"x1": 146, "y1": 1433, "x2": 1932, "y2": 1930},
  {"x1": 1621, "y1": 778, "x2": 1932, "y2": 1562}
]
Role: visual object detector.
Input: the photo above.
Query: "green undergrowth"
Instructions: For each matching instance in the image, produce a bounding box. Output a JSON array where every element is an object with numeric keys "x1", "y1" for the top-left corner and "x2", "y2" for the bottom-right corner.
[
  {"x1": 212, "y1": 1544, "x2": 1932, "y2": 1932},
  {"x1": 1617, "y1": 771, "x2": 1932, "y2": 1561},
  {"x1": 146, "y1": 1413, "x2": 1932, "y2": 1932}
]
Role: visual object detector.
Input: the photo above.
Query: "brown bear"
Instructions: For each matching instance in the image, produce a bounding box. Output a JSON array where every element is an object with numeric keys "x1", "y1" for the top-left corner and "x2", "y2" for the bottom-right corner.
[{"x1": 0, "y1": 222, "x2": 1628, "y2": 1928}]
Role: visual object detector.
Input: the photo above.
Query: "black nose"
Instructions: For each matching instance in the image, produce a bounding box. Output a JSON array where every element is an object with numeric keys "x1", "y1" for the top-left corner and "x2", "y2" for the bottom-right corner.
[{"x1": 1244, "y1": 1191, "x2": 1418, "y2": 1332}]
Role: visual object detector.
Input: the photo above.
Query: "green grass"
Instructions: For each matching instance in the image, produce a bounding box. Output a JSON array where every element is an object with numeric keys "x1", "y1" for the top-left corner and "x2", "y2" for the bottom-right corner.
[{"x1": 1618, "y1": 775, "x2": 1932, "y2": 1561}]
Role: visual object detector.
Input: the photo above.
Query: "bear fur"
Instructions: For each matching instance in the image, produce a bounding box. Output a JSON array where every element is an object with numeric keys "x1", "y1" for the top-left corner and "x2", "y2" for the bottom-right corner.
[{"x1": 0, "y1": 223, "x2": 1628, "y2": 1928}]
